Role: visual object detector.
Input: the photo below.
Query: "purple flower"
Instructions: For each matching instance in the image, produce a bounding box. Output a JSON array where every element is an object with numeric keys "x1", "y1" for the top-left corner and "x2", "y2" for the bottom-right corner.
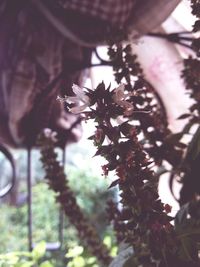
[
  {"x1": 57, "y1": 84, "x2": 90, "y2": 114},
  {"x1": 112, "y1": 84, "x2": 134, "y2": 115},
  {"x1": 43, "y1": 128, "x2": 57, "y2": 142}
]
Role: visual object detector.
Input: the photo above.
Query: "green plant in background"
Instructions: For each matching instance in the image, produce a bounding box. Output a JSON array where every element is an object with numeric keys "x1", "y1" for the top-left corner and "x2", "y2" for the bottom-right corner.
[
  {"x1": 38, "y1": 132, "x2": 113, "y2": 266},
  {"x1": 0, "y1": 242, "x2": 53, "y2": 267},
  {"x1": 0, "y1": 183, "x2": 60, "y2": 252},
  {"x1": 0, "y1": 165, "x2": 116, "y2": 266},
  {"x1": 66, "y1": 235, "x2": 117, "y2": 267},
  {"x1": 67, "y1": 167, "x2": 116, "y2": 237}
]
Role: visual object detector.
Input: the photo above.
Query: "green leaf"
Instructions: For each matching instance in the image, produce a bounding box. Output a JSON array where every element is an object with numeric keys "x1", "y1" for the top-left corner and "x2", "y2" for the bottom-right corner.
[
  {"x1": 66, "y1": 246, "x2": 84, "y2": 258},
  {"x1": 39, "y1": 260, "x2": 54, "y2": 267},
  {"x1": 32, "y1": 241, "x2": 46, "y2": 261},
  {"x1": 103, "y1": 236, "x2": 112, "y2": 248},
  {"x1": 68, "y1": 256, "x2": 85, "y2": 267},
  {"x1": 19, "y1": 261, "x2": 35, "y2": 267},
  {"x1": 0, "y1": 253, "x2": 20, "y2": 265}
]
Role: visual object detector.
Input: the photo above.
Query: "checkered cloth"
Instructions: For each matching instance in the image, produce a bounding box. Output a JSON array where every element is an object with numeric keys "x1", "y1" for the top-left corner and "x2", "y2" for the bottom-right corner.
[
  {"x1": 58, "y1": 0, "x2": 181, "y2": 32},
  {"x1": 127, "y1": 0, "x2": 181, "y2": 35},
  {"x1": 59, "y1": 0, "x2": 136, "y2": 26},
  {"x1": 0, "y1": 0, "x2": 182, "y2": 146},
  {"x1": 33, "y1": 0, "x2": 181, "y2": 46}
]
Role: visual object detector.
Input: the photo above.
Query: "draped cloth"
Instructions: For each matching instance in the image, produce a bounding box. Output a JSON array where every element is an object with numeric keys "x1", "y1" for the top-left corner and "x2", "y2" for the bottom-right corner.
[
  {"x1": 57, "y1": 0, "x2": 181, "y2": 31},
  {"x1": 0, "y1": 0, "x2": 181, "y2": 147},
  {"x1": 33, "y1": 0, "x2": 181, "y2": 46}
]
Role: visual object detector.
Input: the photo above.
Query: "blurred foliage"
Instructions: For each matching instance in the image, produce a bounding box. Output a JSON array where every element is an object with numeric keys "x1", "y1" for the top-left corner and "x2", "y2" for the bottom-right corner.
[
  {"x1": 66, "y1": 235, "x2": 117, "y2": 267},
  {"x1": 0, "y1": 241, "x2": 53, "y2": 267},
  {"x1": 0, "y1": 165, "x2": 116, "y2": 266},
  {"x1": 174, "y1": 201, "x2": 200, "y2": 265}
]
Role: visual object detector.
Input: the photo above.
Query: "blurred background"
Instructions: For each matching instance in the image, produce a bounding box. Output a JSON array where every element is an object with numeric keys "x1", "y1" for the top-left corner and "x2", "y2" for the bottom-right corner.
[{"x1": 0, "y1": 0, "x2": 198, "y2": 266}]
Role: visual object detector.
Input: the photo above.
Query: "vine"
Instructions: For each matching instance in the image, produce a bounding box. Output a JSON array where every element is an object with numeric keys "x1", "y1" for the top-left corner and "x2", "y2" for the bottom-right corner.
[{"x1": 38, "y1": 130, "x2": 112, "y2": 266}]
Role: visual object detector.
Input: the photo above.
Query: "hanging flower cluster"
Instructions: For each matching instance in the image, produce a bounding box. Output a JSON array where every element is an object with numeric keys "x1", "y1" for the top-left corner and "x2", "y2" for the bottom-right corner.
[
  {"x1": 181, "y1": 57, "x2": 200, "y2": 123},
  {"x1": 43, "y1": 10, "x2": 200, "y2": 264},
  {"x1": 166, "y1": 0, "x2": 200, "y2": 206},
  {"x1": 38, "y1": 130, "x2": 112, "y2": 266},
  {"x1": 180, "y1": 0, "x2": 200, "y2": 124},
  {"x1": 60, "y1": 81, "x2": 182, "y2": 266},
  {"x1": 107, "y1": 42, "x2": 184, "y2": 168},
  {"x1": 181, "y1": 0, "x2": 200, "y2": 123},
  {"x1": 190, "y1": 0, "x2": 200, "y2": 55},
  {"x1": 181, "y1": 5, "x2": 200, "y2": 122}
]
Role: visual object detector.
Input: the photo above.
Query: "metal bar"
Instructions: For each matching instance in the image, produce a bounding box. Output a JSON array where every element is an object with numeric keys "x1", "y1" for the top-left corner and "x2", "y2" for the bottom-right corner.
[
  {"x1": 59, "y1": 148, "x2": 65, "y2": 247},
  {"x1": 59, "y1": 208, "x2": 64, "y2": 248},
  {"x1": 27, "y1": 147, "x2": 33, "y2": 251},
  {"x1": 147, "y1": 32, "x2": 194, "y2": 49},
  {"x1": 0, "y1": 144, "x2": 16, "y2": 198}
]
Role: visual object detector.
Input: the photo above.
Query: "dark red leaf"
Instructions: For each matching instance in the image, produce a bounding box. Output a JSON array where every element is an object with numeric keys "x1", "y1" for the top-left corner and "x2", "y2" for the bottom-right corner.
[
  {"x1": 177, "y1": 114, "x2": 191, "y2": 120},
  {"x1": 108, "y1": 179, "x2": 120, "y2": 189}
]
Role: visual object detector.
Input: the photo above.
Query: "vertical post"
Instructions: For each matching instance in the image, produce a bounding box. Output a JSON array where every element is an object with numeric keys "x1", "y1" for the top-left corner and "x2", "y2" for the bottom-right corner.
[
  {"x1": 59, "y1": 208, "x2": 64, "y2": 248},
  {"x1": 59, "y1": 147, "x2": 65, "y2": 247},
  {"x1": 27, "y1": 147, "x2": 32, "y2": 251}
]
